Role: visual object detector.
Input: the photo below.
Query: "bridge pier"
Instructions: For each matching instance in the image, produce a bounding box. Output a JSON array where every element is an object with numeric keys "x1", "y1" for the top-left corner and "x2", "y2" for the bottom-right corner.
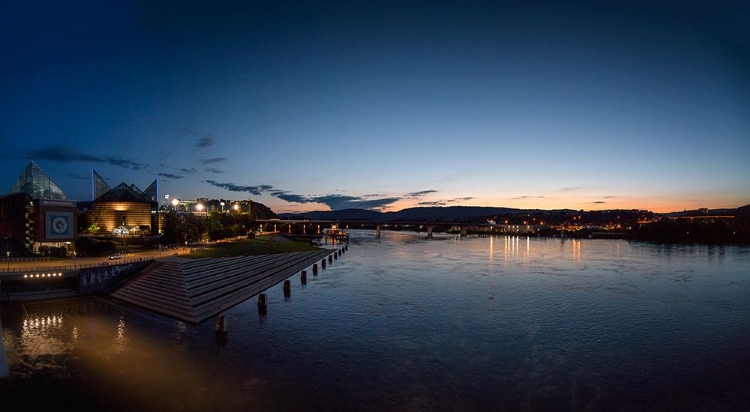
[
  {"x1": 376, "y1": 225, "x2": 381, "y2": 239},
  {"x1": 426, "y1": 226, "x2": 434, "y2": 239}
]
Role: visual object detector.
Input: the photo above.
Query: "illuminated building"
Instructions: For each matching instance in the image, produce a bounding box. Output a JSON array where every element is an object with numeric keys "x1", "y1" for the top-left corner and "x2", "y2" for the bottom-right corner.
[
  {"x1": 0, "y1": 161, "x2": 77, "y2": 254},
  {"x1": 87, "y1": 170, "x2": 159, "y2": 237}
]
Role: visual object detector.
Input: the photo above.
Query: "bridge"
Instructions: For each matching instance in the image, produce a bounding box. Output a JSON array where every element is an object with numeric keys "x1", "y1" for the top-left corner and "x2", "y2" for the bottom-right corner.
[{"x1": 256, "y1": 219, "x2": 543, "y2": 238}]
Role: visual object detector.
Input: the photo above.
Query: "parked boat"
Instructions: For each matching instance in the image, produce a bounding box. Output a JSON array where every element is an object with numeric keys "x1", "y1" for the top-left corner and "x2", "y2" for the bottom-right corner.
[{"x1": 325, "y1": 224, "x2": 349, "y2": 241}]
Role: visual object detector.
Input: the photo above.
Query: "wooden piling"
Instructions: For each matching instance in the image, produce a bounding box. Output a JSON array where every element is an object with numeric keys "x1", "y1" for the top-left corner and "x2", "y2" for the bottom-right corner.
[
  {"x1": 215, "y1": 314, "x2": 227, "y2": 333},
  {"x1": 258, "y1": 293, "x2": 267, "y2": 314}
]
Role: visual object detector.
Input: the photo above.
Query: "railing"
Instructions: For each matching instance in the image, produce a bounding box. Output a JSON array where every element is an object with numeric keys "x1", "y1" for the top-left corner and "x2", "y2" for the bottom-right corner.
[{"x1": 0, "y1": 257, "x2": 155, "y2": 274}]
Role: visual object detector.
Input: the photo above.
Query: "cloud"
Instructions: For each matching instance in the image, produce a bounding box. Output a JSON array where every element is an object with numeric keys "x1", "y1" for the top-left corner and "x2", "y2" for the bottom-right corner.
[
  {"x1": 197, "y1": 136, "x2": 215, "y2": 148},
  {"x1": 26, "y1": 145, "x2": 147, "y2": 170},
  {"x1": 273, "y1": 193, "x2": 401, "y2": 210},
  {"x1": 204, "y1": 179, "x2": 405, "y2": 210},
  {"x1": 67, "y1": 173, "x2": 90, "y2": 181},
  {"x1": 511, "y1": 195, "x2": 545, "y2": 200},
  {"x1": 205, "y1": 180, "x2": 272, "y2": 195},
  {"x1": 594, "y1": 201, "x2": 606, "y2": 204},
  {"x1": 418, "y1": 196, "x2": 473, "y2": 206},
  {"x1": 180, "y1": 167, "x2": 198, "y2": 173},
  {"x1": 205, "y1": 168, "x2": 224, "y2": 174},
  {"x1": 201, "y1": 157, "x2": 227, "y2": 164},
  {"x1": 406, "y1": 190, "x2": 438, "y2": 198},
  {"x1": 158, "y1": 172, "x2": 184, "y2": 180},
  {"x1": 107, "y1": 157, "x2": 147, "y2": 169}
]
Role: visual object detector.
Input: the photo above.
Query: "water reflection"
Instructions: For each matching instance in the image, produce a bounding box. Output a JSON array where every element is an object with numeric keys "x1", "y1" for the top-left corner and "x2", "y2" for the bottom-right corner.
[{"x1": 115, "y1": 317, "x2": 127, "y2": 354}]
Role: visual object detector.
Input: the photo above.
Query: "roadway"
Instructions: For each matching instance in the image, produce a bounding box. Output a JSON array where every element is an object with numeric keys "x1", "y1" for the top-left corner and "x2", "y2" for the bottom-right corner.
[{"x1": 0, "y1": 246, "x2": 193, "y2": 274}]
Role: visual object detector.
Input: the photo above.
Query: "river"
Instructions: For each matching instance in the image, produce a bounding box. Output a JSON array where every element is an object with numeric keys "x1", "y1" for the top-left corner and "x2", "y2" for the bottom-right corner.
[{"x1": 1, "y1": 230, "x2": 749, "y2": 411}]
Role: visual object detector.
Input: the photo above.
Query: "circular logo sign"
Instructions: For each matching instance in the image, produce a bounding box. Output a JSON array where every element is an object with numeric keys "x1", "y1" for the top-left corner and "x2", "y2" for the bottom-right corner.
[{"x1": 52, "y1": 217, "x2": 68, "y2": 234}]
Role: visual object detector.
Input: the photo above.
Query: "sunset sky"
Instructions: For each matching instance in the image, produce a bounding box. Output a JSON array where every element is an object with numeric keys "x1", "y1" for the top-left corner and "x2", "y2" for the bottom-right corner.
[{"x1": 2, "y1": 1, "x2": 748, "y2": 213}]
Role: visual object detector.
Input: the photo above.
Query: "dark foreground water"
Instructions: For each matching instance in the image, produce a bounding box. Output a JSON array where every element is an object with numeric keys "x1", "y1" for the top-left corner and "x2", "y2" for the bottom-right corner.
[{"x1": 2, "y1": 231, "x2": 749, "y2": 411}]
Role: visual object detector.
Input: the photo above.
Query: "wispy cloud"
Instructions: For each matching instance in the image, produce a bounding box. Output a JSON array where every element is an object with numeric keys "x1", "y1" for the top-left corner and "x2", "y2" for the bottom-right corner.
[
  {"x1": 196, "y1": 136, "x2": 215, "y2": 148},
  {"x1": 418, "y1": 196, "x2": 473, "y2": 206},
  {"x1": 406, "y1": 190, "x2": 438, "y2": 198},
  {"x1": 205, "y1": 168, "x2": 224, "y2": 174},
  {"x1": 179, "y1": 167, "x2": 198, "y2": 174},
  {"x1": 158, "y1": 172, "x2": 185, "y2": 180},
  {"x1": 418, "y1": 200, "x2": 446, "y2": 206},
  {"x1": 201, "y1": 157, "x2": 227, "y2": 164},
  {"x1": 26, "y1": 145, "x2": 148, "y2": 170},
  {"x1": 67, "y1": 173, "x2": 90, "y2": 181},
  {"x1": 511, "y1": 195, "x2": 545, "y2": 200}
]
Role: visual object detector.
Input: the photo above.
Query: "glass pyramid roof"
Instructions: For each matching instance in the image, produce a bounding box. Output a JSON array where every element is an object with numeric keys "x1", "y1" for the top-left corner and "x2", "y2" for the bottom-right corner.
[
  {"x1": 7, "y1": 161, "x2": 67, "y2": 200},
  {"x1": 92, "y1": 169, "x2": 157, "y2": 202}
]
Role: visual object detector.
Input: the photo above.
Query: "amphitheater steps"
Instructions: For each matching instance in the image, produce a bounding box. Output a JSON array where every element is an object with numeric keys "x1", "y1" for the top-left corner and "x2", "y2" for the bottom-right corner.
[{"x1": 108, "y1": 249, "x2": 338, "y2": 324}]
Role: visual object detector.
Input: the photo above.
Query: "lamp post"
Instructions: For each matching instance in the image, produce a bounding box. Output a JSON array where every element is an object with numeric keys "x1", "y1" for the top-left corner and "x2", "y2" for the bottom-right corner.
[
  {"x1": 4, "y1": 236, "x2": 9, "y2": 270},
  {"x1": 171, "y1": 198, "x2": 179, "y2": 210},
  {"x1": 196, "y1": 203, "x2": 204, "y2": 215},
  {"x1": 220, "y1": 201, "x2": 225, "y2": 213}
]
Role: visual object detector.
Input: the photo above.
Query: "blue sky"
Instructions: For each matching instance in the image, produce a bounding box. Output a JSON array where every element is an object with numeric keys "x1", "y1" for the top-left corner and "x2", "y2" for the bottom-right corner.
[{"x1": 2, "y1": 0, "x2": 749, "y2": 213}]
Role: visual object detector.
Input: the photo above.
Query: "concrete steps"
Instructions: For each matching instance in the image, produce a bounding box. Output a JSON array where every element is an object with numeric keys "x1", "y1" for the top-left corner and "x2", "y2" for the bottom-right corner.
[{"x1": 108, "y1": 249, "x2": 339, "y2": 324}]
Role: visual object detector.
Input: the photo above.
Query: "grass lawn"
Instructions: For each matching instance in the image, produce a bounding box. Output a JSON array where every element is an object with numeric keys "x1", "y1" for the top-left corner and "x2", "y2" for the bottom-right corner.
[{"x1": 185, "y1": 236, "x2": 320, "y2": 258}]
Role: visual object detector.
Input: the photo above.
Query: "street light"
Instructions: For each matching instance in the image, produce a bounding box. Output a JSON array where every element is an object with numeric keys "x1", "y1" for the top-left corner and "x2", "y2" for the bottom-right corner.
[
  {"x1": 196, "y1": 203, "x2": 204, "y2": 215},
  {"x1": 233, "y1": 204, "x2": 239, "y2": 212},
  {"x1": 171, "y1": 198, "x2": 179, "y2": 210},
  {"x1": 4, "y1": 236, "x2": 8, "y2": 270},
  {"x1": 220, "y1": 201, "x2": 225, "y2": 212}
]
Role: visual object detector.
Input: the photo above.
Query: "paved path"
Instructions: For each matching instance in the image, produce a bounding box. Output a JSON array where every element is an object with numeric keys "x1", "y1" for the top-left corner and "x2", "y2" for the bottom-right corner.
[{"x1": 0, "y1": 317, "x2": 8, "y2": 378}]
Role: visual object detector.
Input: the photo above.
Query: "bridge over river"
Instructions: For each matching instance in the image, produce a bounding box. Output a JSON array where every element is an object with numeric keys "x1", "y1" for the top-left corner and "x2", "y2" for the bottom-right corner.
[{"x1": 256, "y1": 219, "x2": 543, "y2": 238}]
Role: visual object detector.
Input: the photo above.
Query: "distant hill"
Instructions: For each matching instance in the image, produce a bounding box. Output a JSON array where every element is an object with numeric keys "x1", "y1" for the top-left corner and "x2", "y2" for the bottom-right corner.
[
  {"x1": 279, "y1": 204, "x2": 750, "y2": 223},
  {"x1": 663, "y1": 205, "x2": 750, "y2": 218},
  {"x1": 278, "y1": 205, "x2": 750, "y2": 223},
  {"x1": 278, "y1": 206, "x2": 575, "y2": 223}
]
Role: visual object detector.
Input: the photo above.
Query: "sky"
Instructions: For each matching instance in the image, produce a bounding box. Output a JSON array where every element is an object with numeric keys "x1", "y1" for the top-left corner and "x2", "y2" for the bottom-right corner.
[{"x1": 2, "y1": 0, "x2": 749, "y2": 214}]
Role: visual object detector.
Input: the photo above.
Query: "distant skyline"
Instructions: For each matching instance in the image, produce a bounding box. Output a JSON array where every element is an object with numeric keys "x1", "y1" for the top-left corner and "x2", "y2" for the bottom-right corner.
[{"x1": 2, "y1": 1, "x2": 749, "y2": 214}]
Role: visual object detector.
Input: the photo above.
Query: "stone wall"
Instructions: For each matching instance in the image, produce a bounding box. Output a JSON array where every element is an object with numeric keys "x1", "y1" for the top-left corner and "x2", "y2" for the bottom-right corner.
[{"x1": 78, "y1": 260, "x2": 154, "y2": 294}]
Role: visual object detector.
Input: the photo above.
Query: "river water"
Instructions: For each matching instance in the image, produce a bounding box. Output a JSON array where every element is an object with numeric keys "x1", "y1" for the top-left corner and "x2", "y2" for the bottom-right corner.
[{"x1": 1, "y1": 230, "x2": 749, "y2": 411}]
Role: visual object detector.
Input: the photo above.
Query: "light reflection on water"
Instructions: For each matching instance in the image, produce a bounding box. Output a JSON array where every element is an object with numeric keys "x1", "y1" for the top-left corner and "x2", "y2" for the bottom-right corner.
[{"x1": 2, "y1": 231, "x2": 750, "y2": 411}]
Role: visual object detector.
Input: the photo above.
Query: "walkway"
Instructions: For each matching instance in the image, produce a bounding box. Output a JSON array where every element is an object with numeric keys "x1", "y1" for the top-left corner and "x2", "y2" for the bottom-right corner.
[{"x1": 107, "y1": 249, "x2": 340, "y2": 324}]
